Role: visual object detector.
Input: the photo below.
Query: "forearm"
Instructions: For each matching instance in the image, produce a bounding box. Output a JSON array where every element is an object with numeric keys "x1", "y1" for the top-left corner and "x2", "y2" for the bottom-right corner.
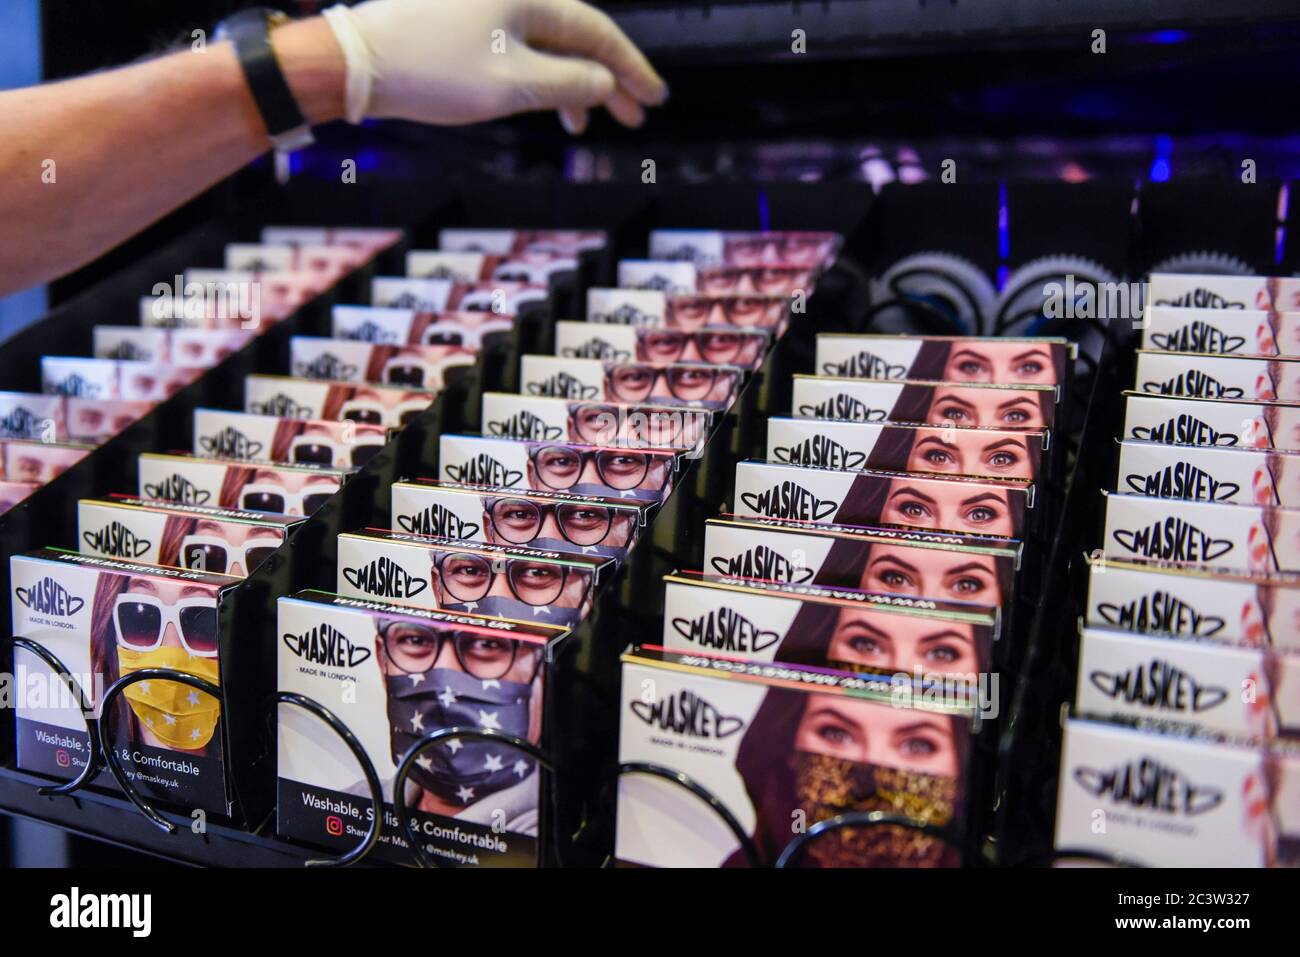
[{"x1": 0, "y1": 17, "x2": 344, "y2": 297}]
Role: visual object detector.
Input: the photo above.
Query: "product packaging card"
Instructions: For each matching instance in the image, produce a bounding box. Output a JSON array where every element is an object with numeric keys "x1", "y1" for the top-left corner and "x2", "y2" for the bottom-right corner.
[
  {"x1": 437, "y1": 434, "x2": 678, "y2": 502},
  {"x1": 373, "y1": 278, "x2": 546, "y2": 314},
  {"x1": 261, "y1": 225, "x2": 403, "y2": 253},
  {"x1": 138, "y1": 293, "x2": 272, "y2": 330},
  {"x1": 0, "y1": 481, "x2": 38, "y2": 512},
  {"x1": 138, "y1": 453, "x2": 349, "y2": 515},
  {"x1": 1146, "y1": 273, "x2": 1272, "y2": 311},
  {"x1": 1084, "y1": 554, "x2": 1300, "y2": 651},
  {"x1": 732, "y1": 459, "x2": 1032, "y2": 538},
  {"x1": 1134, "y1": 350, "x2": 1300, "y2": 401},
  {"x1": 336, "y1": 531, "x2": 611, "y2": 629},
  {"x1": 766, "y1": 416, "x2": 1045, "y2": 481},
  {"x1": 390, "y1": 480, "x2": 651, "y2": 562},
  {"x1": 331, "y1": 306, "x2": 513, "y2": 347},
  {"x1": 791, "y1": 375, "x2": 1058, "y2": 430},
  {"x1": 646, "y1": 229, "x2": 841, "y2": 270},
  {"x1": 184, "y1": 267, "x2": 328, "y2": 318},
  {"x1": 616, "y1": 261, "x2": 815, "y2": 297},
  {"x1": 0, "y1": 441, "x2": 90, "y2": 485},
  {"x1": 1074, "y1": 625, "x2": 1299, "y2": 738},
  {"x1": 438, "y1": 228, "x2": 606, "y2": 255},
  {"x1": 245, "y1": 374, "x2": 437, "y2": 428},
  {"x1": 616, "y1": 260, "x2": 697, "y2": 293},
  {"x1": 193, "y1": 409, "x2": 387, "y2": 468},
  {"x1": 371, "y1": 277, "x2": 453, "y2": 312},
  {"x1": 814, "y1": 335, "x2": 1071, "y2": 386},
  {"x1": 41, "y1": 357, "x2": 201, "y2": 402},
  {"x1": 406, "y1": 250, "x2": 502, "y2": 281},
  {"x1": 289, "y1": 337, "x2": 477, "y2": 390},
  {"x1": 660, "y1": 571, "x2": 997, "y2": 674},
  {"x1": 276, "y1": 590, "x2": 564, "y2": 866},
  {"x1": 480, "y1": 392, "x2": 710, "y2": 451},
  {"x1": 66, "y1": 398, "x2": 155, "y2": 445},
  {"x1": 703, "y1": 515, "x2": 1017, "y2": 608},
  {"x1": 1053, "y1": 717, "x2": 1300, "y2": 866},
  {"x1": 1122, "y1": 391, "x2": 1300, "y2": 452},
  {"x1": 226, "y1": 243, "x2": 370, "y2": 277},
  {"x1": 78, "y1": 498, "x2": 297, "y2": 575},
  {"x1": 586, "y1": 288, "x2": 667, "y2": 326},
  {"x1": 1100, "y1": 492, "x2": 1300, "y2": 572},
  {"x1": 554, "y1": 320, "x2": 769, "y2": 369},
  {"x1": 0, "y1": 392, "x2": 67, "y2": 441},
  {"x1": 10, "y1": 548, "x2": 238, "y2": 814},
  {"x1": 1140, "y1": 306, "x2": 1277, "y2": 355},
  {"x1": 616, "y1": 645, "x2": 973, "y2": 867},
  {"x1": 519, "y1": 355, "x2": 743, "y2": 410},
  {"x1": 93, "y1": 326, "x2": 252, "y2": 366},
  {"x1": 1114, "y1": 438, "x2": 1300, "y2": 506}
]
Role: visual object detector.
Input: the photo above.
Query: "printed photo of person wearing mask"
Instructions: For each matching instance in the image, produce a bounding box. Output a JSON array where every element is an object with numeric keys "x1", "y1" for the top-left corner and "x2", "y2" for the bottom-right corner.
[
  {"x1": 696, "y1": 266, "x2": 813, "y2": 298},
  {"x1": 831, "y1": 471, "x2": 1025, "y2": 538},
  {"x1": 723, "y1": 232, "x2": 840, "y2": 270},
  {"x1": 723, "y1": 689, "x2": 965, "y2": 867},
  {"x1": 898, "y1": 383, "x2": 1052, "y2": 430},
  {"x1": 0, "y1": 442, "x2": 89, "y2": 484},
  {"x1": 603, "y1": 362, "x2": 742, "y2": 410},
  {"x1": 664, "y1": 295, "x2": 789, "y2": 331},
  {"x1": 838, "y1": 340, "x2": 1065, "y2": 386},
  {"x1": 769, "y1": 602, "x2": 990, "y2": 677},
  {"x1": 523, "y1": 442, "x2": 674, "y2": 502},
  {"x1": 428, "y1": 547, "x2": 594, "y2": 630},
  {"x1": 545, "y1": 400, "x2": 707, "y2": 449},
  {"x1": 771, "y1": 422, "x2": 1040, "y2": 481},
  {"x1": 373, "y1": 617, "x2": 546, "y2": 830},
  {"x1": 65, "y1": 398, "x2": 154, "y2": 444},
  {"x1": 89, "y1": 574, "x2": 223, "y2": 758},
  {"x1": 220, "y1": 465, "x2": 342, "y2": 516},
  {"x1": 635, "y1": 329, "x2": 767, "y2": 369},
  {"x1": 481, "y1": 495, "x2": 638, "y2": 562},
  {"x1": 158, "y1": 516, "x2": 285, "y2": 577}
]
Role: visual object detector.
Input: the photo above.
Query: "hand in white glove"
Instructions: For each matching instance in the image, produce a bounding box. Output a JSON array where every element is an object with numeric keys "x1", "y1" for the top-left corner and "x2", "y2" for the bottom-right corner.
[{"x1": 322, "y1": 0, "x2": 667, "y2": 134}]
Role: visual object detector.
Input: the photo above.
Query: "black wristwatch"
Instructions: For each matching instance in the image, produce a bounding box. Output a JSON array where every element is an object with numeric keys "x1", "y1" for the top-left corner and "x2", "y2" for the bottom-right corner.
[{"x1": 216, "y1": 7, "x2": 315, "y2": 152}]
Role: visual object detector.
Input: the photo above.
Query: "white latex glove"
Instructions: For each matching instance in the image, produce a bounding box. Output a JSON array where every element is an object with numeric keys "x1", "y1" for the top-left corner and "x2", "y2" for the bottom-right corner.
[{"x1": 322, "y1": 0, "x2": 667, "y2": 134}]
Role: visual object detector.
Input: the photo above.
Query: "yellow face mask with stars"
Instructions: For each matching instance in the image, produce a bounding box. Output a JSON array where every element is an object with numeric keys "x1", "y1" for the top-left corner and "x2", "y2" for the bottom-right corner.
[{"x1": 116, "y1": 646, "x2": 222, "y2": 750}]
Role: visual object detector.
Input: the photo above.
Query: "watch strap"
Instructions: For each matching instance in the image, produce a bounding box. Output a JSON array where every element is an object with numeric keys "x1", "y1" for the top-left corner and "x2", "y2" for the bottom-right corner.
[{"x1": 224, "y1": 8, "x2": 314, "y2": 152}]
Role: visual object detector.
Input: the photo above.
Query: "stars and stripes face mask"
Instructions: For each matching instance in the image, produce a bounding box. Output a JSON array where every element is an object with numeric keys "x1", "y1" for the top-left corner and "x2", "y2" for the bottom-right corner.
[{"x1": 385, "y1": 667, "x2": 535, "y2": 806}]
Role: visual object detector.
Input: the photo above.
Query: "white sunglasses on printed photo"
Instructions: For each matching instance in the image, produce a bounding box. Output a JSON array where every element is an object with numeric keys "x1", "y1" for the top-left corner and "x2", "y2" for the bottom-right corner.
[
  {"x1": 422, "y1": 317, "x2": 512, "y2": 349},
  {"x1": 381, "y1": 353, "x2": 475, "y2": 389},
  {"x1": 289, "y1": 433, "x2": 385, "y2": 467},
  {"x1": 240, "y1": 481, "x2": 340, "y2": 515},
  {"x1": 180, "y1": 535, "x2": 281, "y2": 576},
  {"x1": 339, "y1": 397, "x2": 431, "y2": 429},
  {"x1": 114, "y1": 594, "x2": 219, "y2": 657}
]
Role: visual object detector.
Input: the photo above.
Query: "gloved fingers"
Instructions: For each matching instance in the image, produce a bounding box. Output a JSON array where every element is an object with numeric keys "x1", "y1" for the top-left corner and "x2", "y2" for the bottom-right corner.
[
  {"x1": 558, "y1": 105, "x2": 590, "y2": 135},
  {"x1": 521, "y1": 0, "x2": 667, "y2": 107},
  {"x1": 513, "y1": 47, "x2": 617, "y2": 112},
  {"x1": 602, "y1": 84, "x2": 646, "y2": 128}
]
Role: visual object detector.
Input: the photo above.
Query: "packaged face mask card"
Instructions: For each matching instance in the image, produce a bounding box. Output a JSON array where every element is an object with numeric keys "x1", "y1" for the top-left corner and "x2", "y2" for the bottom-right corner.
[
  {"x1": 616, "y1": 645, "x2": 974, "y2": 867},
  {"x1": 10, "y1": 549, "x2": 238, "y2": 815},
  {"x1": 275, "y1": 590, "x2": 564, "y2": 866}
]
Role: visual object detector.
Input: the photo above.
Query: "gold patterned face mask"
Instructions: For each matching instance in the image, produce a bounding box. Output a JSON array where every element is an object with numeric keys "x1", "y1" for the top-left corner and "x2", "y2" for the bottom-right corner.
[
  {"x1": 116, "y1": 646, "x2": 222, "y2": 750},
  {"x1": 791, "y1": 750, "x2": 959, "y2": 867}
]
